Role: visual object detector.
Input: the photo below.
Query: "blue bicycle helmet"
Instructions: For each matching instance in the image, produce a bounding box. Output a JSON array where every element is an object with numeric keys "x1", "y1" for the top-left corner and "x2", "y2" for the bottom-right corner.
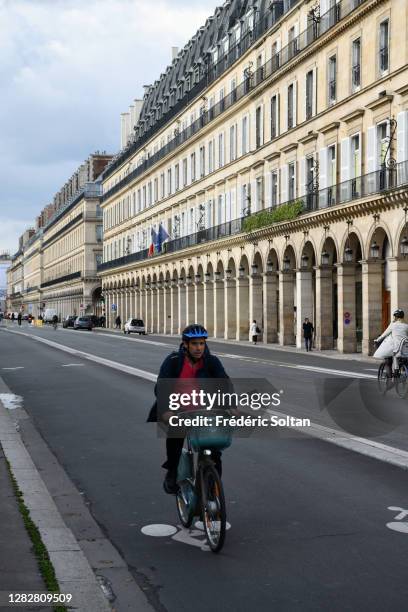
[{"x1": 182, "y1": 324, "x2": 208, "y2": 340}]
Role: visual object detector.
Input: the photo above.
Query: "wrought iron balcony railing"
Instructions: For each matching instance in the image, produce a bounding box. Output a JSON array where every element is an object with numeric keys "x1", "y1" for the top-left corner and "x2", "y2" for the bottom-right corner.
[{"x1": 97, "y1": 161, "x2": 408, "y2": 274}]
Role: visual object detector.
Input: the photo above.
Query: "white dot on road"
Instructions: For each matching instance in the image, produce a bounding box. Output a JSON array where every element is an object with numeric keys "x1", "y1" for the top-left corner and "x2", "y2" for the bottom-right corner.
[{"x1": 141, "y1": 524, "x2": 178, "y2": 537}]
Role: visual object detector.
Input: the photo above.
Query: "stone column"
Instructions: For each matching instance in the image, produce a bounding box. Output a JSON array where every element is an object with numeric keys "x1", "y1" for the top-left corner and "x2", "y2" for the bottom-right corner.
[
  {"x1": 263, "y1": 272, "x2": 278, "y2": 343},
  {"x1": 361, "y1": 259, "x2": 384, "y2": 356},
  {"x1": 151, "y1": 288, "x2": 157, "y2": 333},
  {"x1": 224, "y1": 278, "x2": 237, "y2": 339},
  {"x1": 279, "y1": 271, "x2": 295, "y2": 345},
  {"x1": 144, "y1": 288, "x2": 150, "y2": 332},
  {"x1": 204, "y1": 280, "x2": 214, "y2": 336},
  {"x1": 162, "y1": 286, "x2": 168, "y2": 334},
  {"x1": 236, "y1": 277, "x2": 249, "y2": 340},
  {"x1": 157, "y1": 286, "x2": 163, "y2": 333},
  {"x1": 315, "y1": 266, "x2": 334, "y2": 350},
  {"x1": 179, "y1": 282, "x2": 186, "y2": 332},
  {"x1": 195, "y1": 282, "x2": 204, "y2": 325},
  {"x1": 214, "y1": 279, "x2": 225, "y2": 338},
  {"x1": 389, "y1": 258, "x2": 408, "y2": 314},
  {"x1": 171, "y1": 283, "x2": 179, "y2": 334},
  {"x1": 250, "y1": 275, "x2": 263, "y2": 340},
  {"x1": 186, "y1": 282, "x2": 194, "y2": 324},
  {"x1": 337, "y1": 263, "x2": 357, "y2": 353},
  {"x1": 105, "y1": 292, "x2": 111, "y2": 327},
  {"x1": 296, "y1": 269, "x2": 314, "y2": 348}
]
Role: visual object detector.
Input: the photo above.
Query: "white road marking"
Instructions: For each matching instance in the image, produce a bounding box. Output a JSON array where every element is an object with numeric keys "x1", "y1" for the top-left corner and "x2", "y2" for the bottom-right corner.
[
  {"x1": 66, "y1": 328, "x2": 174, "y2": 348},
  {"x1": 61, "y1": 363, "x2": 84, "y2": 367},
  {"x1": 3, "y1": 328, "x2": 407, "y2": 470},
  {"x1": 2, "y1": 367, "x2": 24, "y2": 370},
  {"x1": 281, "y1": 363, "x2": 375, "y2": 380},
  {"x1": 0, "y1": 393, "x2": 23, "y2": 410},
  {"x1": 386, "y1": 508, "x2": 408, "y2": 534},
  {"x1": 141, "y1": 524, "x2": 177, "y2": 537}
]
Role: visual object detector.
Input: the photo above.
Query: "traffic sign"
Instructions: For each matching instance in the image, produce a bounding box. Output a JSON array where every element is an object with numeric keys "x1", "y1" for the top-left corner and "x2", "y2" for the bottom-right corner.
[{"x1": 111, "y1": 304, "x2": 117, "y2": 312}]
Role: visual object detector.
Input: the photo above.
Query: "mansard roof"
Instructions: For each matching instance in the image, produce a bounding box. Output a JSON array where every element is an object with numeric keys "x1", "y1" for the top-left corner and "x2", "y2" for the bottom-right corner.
[{"x1": 137, "y1": 0, "x2": 270, "y2": 126}]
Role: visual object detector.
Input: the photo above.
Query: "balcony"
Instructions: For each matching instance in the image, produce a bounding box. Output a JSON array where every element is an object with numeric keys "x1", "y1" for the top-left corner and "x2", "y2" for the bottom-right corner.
[{"x1": 98, "y1": 161, "x2": 408, "y2": 274}]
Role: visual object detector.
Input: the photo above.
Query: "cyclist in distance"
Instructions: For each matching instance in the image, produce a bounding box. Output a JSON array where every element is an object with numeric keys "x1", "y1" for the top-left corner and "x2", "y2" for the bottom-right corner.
[
  {"x1": 52, "y1": 314, "x2": 58, "y2": 330},
  {"x1": 375, "y1": 308, "x2": 408, "y2": 374},
  {"x1": 147, "y1": 324, "x2": 231, "y2": 494}
]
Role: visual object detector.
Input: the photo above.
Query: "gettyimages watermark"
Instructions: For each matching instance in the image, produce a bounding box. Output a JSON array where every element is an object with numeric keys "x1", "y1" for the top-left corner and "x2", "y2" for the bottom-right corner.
[
  {"x1": 156, "y1": 378, "x2": 311, "y2": 438},
  {"x1": 155, "y1": 375, "x2": 408, "y2": 440}
]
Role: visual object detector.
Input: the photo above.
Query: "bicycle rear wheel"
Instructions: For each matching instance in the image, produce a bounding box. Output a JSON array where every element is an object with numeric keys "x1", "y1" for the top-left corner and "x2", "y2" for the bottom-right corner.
[
  {"x1": 396, "y1": 364, "x2": 408, "y2": 399},
  {"x1": 200, "y1": 464, "x2": 226, "y2": 553}
]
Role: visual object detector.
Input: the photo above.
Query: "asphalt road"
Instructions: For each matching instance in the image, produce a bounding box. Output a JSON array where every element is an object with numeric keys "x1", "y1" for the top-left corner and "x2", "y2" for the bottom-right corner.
[{"x1": 1, "y1": 324, "x2": 408, "y2": 611}]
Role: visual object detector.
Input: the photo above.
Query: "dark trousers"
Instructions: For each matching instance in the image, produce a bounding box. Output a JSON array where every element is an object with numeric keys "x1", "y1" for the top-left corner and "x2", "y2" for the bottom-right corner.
[
  {"x1": 163, "y1": 437, "x2": 222, "y2": 476},
  {"x1": 304, "y1": 337, "x2": 312, "y2": 351}
]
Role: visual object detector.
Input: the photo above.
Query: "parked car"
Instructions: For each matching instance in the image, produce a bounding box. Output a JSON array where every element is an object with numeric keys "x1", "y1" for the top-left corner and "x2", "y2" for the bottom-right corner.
[
  {"x1": 124, "y1": 318, "x2": 146, "y2": 335},
  {"x1": 74, "y1": 316, "x2": 94, "y2": 331},
  {"x1": 63, "y1": 315, "x2": 77, "y2": 329}
]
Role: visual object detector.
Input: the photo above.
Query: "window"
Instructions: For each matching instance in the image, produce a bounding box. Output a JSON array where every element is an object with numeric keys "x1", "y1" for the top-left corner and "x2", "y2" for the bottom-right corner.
[
  {"x1": 96, "y1": 254, "x2": 102, "y2": 267},
  {"x1": 288, "y1": 162, "x2": 295, "y2": 201},
  {"x1": 288, "y1": 26, "x2": 298, "y2": 58},
  {"x1": 199, "y1": 145, "x2": 205, "y2": 177},
  {"x1": 148, "y1": 181, "x2": 152, "y2": 206},
  {"x1": 352, "y1": 38, "x2": 361, "y2": 91},
  {"x1": 328, "y1": 55, "x2": 337, "y2": 105},
  {"x1": 287, "y1": 84, "x2": 294, "y2": 129},
  {"x1": 167, "y1": 168, "x2": 172, "y2": 195},
  {"x1": 183, "y1": 158, "x2": 188, "y2": 186},
  {"x1": 306, "y1": 70, "x2": 314, "y2": 120},
  {"x1": 142, "y1": 185, "x2": 147, "y2": 208},
  {"x1": 160, "y1": 173, "x2": 165, "y2": 199},
  {"x1": 96, "y1": 225, "x2": 103, "y2": 242},
  {"x1": 209, "y1": 140, "x2": 214, "y2": 173},
  {"x1": 175, "y1": 164, "x2": 180, "y2": 191},
  {"x1": 218, "y1": 133, "x2": 225, "y2": 167},
  {"x1": 154, "y1": 178, "x2": 158, "y2": 203},
  {"x1": 271, "y1": 95, "x2": 279, "y2": 139},
  {"x1": 379, "y1": 19, "x2": 389, "y2": 73},
  {"x1": 256, "y1": 176, "x2": 264, "y2": 210},
  {"x1": 272, "y1": 41, "x2": 279, "y2": 70},
  {"x1": 351, "y1": 134, "x2": 360, "y2": 196},
  {"x1": 271, "y1": 171, "x2": 278, "y2": 206},
  {"x1": 378, "y1": 122, "x2": 388, "y2": 166},
  {"x1": 191, "y1": 152, "x2": 196, "y2": 181},
  {"x1": 230, "y1": 124, "x2": 237, "y2": 161},
  {"x1": 242, "y1": 115, "x2": 249, "y2": 154},
  {"x1": 255, "y1": 106, "x2": 263, "y2": 148}
]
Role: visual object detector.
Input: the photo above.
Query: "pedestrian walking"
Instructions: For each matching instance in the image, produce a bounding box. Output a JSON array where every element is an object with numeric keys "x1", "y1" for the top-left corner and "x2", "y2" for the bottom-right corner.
[
  {"x1": 115, "y1": 315, "x2": 121, "y2": 329},
  {"x1": 303, "y1": 317, "x2": 314, "y2": 352},
  {"x1": 11, "y1": 313, "x2": 15, "y2": 322},
  {"x1": 17, "y1": 312, "x2": 22, "y2": 326},
  {"x1": 250, "y1": 320, "x2": 261, "y2": 345}
]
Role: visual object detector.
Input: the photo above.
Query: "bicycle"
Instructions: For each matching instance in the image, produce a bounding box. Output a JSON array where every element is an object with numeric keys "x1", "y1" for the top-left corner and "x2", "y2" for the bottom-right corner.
[
  {"x1": 377, "y1": 343, "x2": 408, "y2": 399},
  {"x1": 175, "y1": 411, "x2": 232, "y2": 553},
  {"x1": 52, "y1": 321, "x2": 58, "y2": 331}
]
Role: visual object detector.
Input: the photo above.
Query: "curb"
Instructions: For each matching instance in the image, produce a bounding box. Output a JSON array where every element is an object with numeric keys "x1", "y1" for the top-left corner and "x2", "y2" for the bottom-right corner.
[{"x1": 0, "y1": 396, "x2": 111, "y2": 612}]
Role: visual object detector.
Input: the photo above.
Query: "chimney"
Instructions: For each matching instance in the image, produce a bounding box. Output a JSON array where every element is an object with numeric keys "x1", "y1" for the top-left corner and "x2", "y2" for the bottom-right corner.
[{"x1": 171, "y1": 46, "x2": 179, "y2": 61}]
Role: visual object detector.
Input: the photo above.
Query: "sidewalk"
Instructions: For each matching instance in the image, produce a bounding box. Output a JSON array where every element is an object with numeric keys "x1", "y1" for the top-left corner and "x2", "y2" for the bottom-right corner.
[
  {"x1": 94, "y1": 327, "x2": 376, "y2": 364},
  {"x1": 0, "y1": 444, "x2": 49, "y2": 611}
]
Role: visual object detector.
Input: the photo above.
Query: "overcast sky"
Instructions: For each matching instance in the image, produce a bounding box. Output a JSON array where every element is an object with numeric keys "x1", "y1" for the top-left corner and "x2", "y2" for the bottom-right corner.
[{"x1": 0, "y1": 0, "x2": 220, "y2": 254}]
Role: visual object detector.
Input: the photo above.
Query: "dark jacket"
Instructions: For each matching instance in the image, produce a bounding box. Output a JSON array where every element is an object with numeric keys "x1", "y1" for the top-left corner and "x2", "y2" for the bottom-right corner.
[
  {"x1": 147, "y1": 344, "x2": 229, "y2": 422},
  {"x1": 303, "y1": 322, "x2": 314, "y2": 338}
]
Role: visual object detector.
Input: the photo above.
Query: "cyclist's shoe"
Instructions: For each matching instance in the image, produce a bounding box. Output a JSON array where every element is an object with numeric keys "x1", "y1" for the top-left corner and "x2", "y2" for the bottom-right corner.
[{"x1": 163, "y1": 470, "x2": 178, "y2": 495}]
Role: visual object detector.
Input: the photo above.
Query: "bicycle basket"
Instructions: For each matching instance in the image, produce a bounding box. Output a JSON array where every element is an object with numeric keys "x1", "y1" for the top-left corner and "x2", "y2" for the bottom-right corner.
[{"x1": 188, "y1": 415, "x2": 232, "y2": 452}]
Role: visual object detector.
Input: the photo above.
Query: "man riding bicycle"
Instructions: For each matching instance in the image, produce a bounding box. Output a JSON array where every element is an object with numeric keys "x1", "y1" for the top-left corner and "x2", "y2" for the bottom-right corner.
[
  {"x1": 375, "y1": 308, "x2": 408, "y2": 375},
  {"x1": 52, "y1": 314, "x2": 58, "y2": 329},
  {"x1": 147, "y1": 324, "x2": 231, "y2": 495}
]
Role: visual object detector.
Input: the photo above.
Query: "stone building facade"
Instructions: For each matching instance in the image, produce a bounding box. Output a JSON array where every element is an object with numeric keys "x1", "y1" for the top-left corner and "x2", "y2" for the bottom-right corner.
[{"x1": 101, "y1": 2, "x2": 406, "y2": 353}]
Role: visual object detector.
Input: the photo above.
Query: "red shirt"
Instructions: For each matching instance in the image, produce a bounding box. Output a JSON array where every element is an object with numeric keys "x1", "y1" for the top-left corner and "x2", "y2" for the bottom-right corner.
[{"x1": 176, "y1": 356, "x2": 204, "y2": 412}]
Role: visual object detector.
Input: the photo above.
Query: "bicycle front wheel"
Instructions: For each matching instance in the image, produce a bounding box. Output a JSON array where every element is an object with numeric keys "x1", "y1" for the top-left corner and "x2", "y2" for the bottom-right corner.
[
  {"x1": 378, "y1": 362, "x2": 390, "y2": 394},
  {"x1": 396, "y1": 364, "x2": 408, "y2": 399},
  {"x1": 200, "y1": 464, "x2": 226, "y2": 553}
]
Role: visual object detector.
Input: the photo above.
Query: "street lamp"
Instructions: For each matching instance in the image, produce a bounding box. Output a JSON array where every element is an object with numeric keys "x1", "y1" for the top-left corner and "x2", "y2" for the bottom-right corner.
[
  {"x1": 239, "y1": 265, "x2": 245, "y2": 279},
  {"x1": 214, "y1": 270, "x2": 221, "y2": 281},
  {"x1": 251, "y1": 262, "x2": 258, "y2": 275},
  {"x1": 195, "y1": 273, "x2": 201, "y2": 283},
  {"x1": 204, "y1": 271, "x2": 211, "y2": 282},
  {"x1": 266, "y1": 259, "x2": 273, "y2": 273},
  {"x1": 186, "y1": 274, "x2": 192, "y2": 286},
  {"x1": 321, "y1": 250, "x2": 330, "y2": 266},
  {"x1": 225, "y1": 268, "x2": 232, "y2": 280},
  {"x1": 370, "y1": 240, "x2": 380, "y2": 259},
  {"x1": 344, "y1": 220, "x2": 353, "y2": 263},
  {"x1": 301, "y1": 254, "x2": 309, "y2": 269},
  {"x1": 283, "y1": 256, "x2": 291, "y2": 271}
]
